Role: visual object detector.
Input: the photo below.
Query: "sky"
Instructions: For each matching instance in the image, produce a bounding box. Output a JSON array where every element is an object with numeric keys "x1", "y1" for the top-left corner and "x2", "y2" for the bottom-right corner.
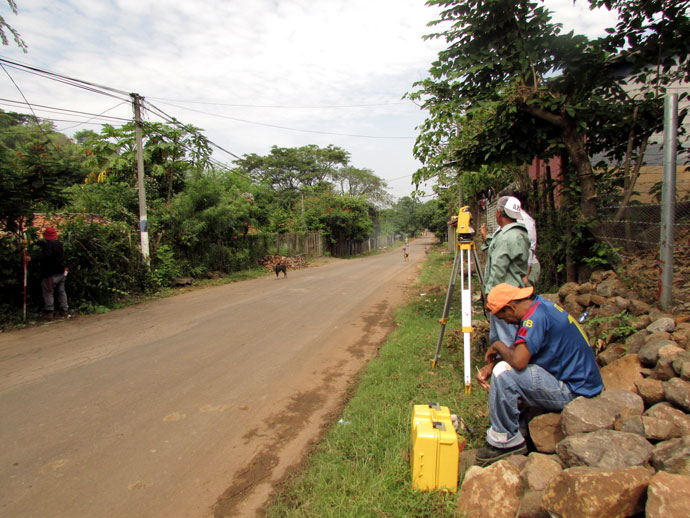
[{"x1": 0, "y1": 0, "x2": 619, "y2": 201}]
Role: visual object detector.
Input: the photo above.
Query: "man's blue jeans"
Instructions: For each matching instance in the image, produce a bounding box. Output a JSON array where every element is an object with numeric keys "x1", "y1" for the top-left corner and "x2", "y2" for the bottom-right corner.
[{"x1": 486, "y1": 362, "x2": 575, "y2": 448}]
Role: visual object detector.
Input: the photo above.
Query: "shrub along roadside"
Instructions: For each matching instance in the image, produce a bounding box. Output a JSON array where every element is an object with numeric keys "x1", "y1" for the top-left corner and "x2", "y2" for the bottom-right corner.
[{"x1": 265, "y1": 250, "x2": 490, "y2": 517}]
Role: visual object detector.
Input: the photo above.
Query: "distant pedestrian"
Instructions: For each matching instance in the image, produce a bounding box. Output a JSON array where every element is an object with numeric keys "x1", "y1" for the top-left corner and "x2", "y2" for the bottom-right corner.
[{"x1": 31, "y1": 227, "x2": 69, "y2": 320}]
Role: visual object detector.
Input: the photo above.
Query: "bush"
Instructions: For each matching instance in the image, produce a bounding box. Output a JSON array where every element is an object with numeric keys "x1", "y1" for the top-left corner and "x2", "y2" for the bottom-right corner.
[{"x1": 38, "y1": 217, "x2": 153, "y2": 310}]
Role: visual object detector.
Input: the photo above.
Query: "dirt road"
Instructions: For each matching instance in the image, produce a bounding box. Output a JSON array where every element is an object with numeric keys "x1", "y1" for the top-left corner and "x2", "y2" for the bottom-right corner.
[{"x1": 0, "y1": 236, "x2": 434, "y2": 517}]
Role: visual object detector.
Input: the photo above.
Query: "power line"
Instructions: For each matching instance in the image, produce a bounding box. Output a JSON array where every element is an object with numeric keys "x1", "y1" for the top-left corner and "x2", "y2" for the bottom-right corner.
[
  {"x1": 147, "y1": 96, "x2": 408, "y2": 109},
  {"x1": 143, "y1": 100, "x2": 242, "y2": 159},
  {"x1": 0, "y1": 57, "x2": 131, "y2": 101},
  {"x1": 58, "y1": 102, "x2": 131, "y2": 131},
  {"x1": 0, "y1": 98, "x2": 131, "y2": 123},
  {"x1": 151, "y1": 99, "x2": 415, "y2": 140},
  {"x1": 0, "y1": 62, "x2": 50, "y2": 139}
]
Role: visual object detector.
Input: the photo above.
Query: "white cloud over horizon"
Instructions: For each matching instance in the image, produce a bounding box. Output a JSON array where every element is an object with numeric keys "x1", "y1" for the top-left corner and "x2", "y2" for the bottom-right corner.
[{"x1": 1, "y1": 0, "x2": 620, "y2": 200}]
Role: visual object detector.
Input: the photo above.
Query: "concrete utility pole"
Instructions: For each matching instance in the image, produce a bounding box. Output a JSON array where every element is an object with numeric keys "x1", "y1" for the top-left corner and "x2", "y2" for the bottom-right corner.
[
  {"x1": 660, "y1": 94, "x2": 678, "y2": 310},
  {"x1": 131, "y1": 93, "x2": 150, "y2": 263}
]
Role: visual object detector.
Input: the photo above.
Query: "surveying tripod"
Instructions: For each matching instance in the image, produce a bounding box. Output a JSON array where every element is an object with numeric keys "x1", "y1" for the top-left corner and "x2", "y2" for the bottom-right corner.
[{"x1": 431, "y1": 206, "x2": 486, "y2": 395}]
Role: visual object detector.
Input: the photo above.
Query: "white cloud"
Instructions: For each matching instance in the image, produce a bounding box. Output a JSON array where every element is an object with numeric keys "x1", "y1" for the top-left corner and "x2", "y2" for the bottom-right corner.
[{"x1": 0, "y1": 0, "x2": 620, "y2": 200}]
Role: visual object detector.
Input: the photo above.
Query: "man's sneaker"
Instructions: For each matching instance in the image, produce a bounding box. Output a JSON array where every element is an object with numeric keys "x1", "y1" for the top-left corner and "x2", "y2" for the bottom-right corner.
[
  {"x1": 58, "y1": 310, "x2": 72, "y2": 319},
  {"x1": 41, "y1": 310, "x2": 54, "y2": 321},
  {"x1": 475, "y1": 442, "x2": 528, "y2": 467}
]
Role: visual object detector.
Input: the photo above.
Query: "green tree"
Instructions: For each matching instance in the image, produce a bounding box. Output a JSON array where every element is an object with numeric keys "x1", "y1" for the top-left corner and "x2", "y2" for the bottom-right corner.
[
  {"x1": 0, "y1": 114, "x2": 88, "y2": 233},
  {"x1": 79, "y1": 121, "x2": 213, "y2": 203},
  {"x1": 413, "y1": 0, "x2": 689, "y2": 219},
  {"x1": 333, "y1": 166, "x2": 392, "y2": 206},
  {"x1": 235, "y1": 144, "x2": 350, "y2": 193},
  {"x1": 303, "y1": 193, "x2": 374, "y2": 246}
]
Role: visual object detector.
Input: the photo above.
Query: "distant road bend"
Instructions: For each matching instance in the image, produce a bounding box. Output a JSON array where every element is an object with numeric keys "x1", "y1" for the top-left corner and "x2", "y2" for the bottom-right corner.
[{"x1": 0, "y1": 236, "x2": 434, "y2": 517}]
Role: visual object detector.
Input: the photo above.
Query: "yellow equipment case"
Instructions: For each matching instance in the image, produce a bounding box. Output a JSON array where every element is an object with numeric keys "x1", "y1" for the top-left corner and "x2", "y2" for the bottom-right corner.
[{"x1": 410, "y1": 402, "x2": 465, "y2": 492}]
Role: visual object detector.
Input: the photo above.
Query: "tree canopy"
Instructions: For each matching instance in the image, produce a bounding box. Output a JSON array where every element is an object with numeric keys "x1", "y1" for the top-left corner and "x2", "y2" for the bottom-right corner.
[{"x1": 411, "y1": 0, "x2": 690, "y2": 218}]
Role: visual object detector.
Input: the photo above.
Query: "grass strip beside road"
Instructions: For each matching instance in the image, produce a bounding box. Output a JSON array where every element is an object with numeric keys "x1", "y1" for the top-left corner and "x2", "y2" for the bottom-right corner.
[{"x1": 266, "y1": 250, "x2": 491, "y2": 517}]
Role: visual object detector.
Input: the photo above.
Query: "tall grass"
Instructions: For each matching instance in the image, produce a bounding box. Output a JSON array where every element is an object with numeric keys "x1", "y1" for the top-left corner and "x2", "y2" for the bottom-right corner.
[{"x1": 266, "y1": 249, "x2": 490, "y2": 517}]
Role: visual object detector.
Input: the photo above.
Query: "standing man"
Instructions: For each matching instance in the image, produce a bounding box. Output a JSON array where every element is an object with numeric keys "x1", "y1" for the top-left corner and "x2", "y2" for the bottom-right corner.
[
  {"x1": 479, "y1": 196, "x2": 530, "y2": 348},
  {"x1": 475, "y1": 283, "x2": 603, "y2": 466},
  {"x1": 512, "y1": 191, "x2": 540, "y2": 286},
  {"x1": 33, "y1": 227, "x2": 69, "y2": 320}
]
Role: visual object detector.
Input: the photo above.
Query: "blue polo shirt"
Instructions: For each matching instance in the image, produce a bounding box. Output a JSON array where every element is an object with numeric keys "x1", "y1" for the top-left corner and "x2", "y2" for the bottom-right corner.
[{"x1": 514, "y1": 296, "x2": 603, "y2": 397}]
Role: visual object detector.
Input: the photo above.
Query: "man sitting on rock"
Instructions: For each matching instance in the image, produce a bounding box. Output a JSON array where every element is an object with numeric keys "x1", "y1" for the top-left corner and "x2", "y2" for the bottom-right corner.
[{"x1": 475, "y1": 283, "x2": 604, "y2": 466}]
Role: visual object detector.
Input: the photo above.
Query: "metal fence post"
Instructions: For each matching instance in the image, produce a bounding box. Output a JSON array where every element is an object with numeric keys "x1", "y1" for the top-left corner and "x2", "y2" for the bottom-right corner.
[{"x1": 660, "y1": 94, "x2": 678, "y2": 310}]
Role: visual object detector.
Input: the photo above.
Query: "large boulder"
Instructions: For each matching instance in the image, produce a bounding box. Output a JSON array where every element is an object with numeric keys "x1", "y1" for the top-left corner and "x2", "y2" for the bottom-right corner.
[
  {"x1": 521, "y1": 453, "x2": 563, "y2": 492},
  {"x1": 651, "y1": 436, "x2": 690, "y2": 475},
  {"x1": 596, "y1": 278, "x2": 626, "y2": 298},
  {"x1": 635, "y1": 378, "x2": 666, "y2": 407},
  {"x1": 644, "y1": 402, "x2": 690, "y2": 435},
  {"x1": 542, "y1": 466, "x2": 651, "y2": 518},
  {"x1": 624, "y1": 330, "x2": 649, "y2": 355},
  {"x1": 647, "y1": 317, "x2": 676, "y2": 334},
  {"x1": 457, "y1": 461, "x2": 522, "y2": 518},
  {"x1": 598, "y1": 344, "x2": 626, "y2": 366},
  {"x1": 560, "y1": 396, "x2": 618, "y2": 436},
  {"x1": 600, "y1": 354, "x2": 643, "y2": 392},
  {"x1": 556, "y1": 429, "x2": 653, "y2": 469},
  {"x1": 528, "y1": 413, "x2": 563, "y2": 454},
  {"x1": 663, "y1": 377, "x2": 690, "y2": 412},
  {"x1": 599, "y1": 389, "x2": 645, "y2": 417},
  {"x1": 646, "y1": 471, "x2": 690, "y2": 518},
  {"x1": 614, "y1": 415, "x2": 681, "y2": 442},
  {"x1": 638, "y1": 341, "x2": 670, "y2": 367},
  {"x1": 517, "y1": 489, "x2": 549, "y2": 518}
]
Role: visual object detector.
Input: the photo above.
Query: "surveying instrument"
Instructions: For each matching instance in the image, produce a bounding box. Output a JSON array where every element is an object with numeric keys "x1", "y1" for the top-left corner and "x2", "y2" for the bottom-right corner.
[{"x1": 431, "y1": 206, "x2": 486, "y2": 395}]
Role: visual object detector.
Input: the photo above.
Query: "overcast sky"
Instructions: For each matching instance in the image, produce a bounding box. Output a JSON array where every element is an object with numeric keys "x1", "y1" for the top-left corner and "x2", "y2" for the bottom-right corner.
[{"x1": 0, "y1": 0, "x2": 619, "y2": 200}]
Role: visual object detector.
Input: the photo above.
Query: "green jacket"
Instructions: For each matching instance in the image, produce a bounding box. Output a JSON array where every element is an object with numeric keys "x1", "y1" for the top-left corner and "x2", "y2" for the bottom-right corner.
[{"x1": 482, "y1": 222, "x2": 530, "y2": 294}]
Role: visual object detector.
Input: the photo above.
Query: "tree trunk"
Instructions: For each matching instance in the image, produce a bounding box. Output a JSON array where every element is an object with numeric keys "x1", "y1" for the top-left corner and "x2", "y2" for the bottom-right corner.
[
  {"x1": 523, "y1": 106, "x2": 598, "y2": 219},
  {"x1": 560, "y1": 122, "x2": 597, "y2": 220}
]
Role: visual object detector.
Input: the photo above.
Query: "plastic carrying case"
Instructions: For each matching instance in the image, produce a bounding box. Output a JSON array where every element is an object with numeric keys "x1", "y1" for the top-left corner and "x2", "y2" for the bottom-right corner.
[{"x1": 410, "y1": 402, "x2": 465, "y2": 492}]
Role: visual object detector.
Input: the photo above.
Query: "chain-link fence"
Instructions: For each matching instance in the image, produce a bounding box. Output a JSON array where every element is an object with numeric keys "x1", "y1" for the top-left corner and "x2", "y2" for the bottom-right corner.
[{"x1": 595, "y1": 191, "x2": 690, "y2": 311}]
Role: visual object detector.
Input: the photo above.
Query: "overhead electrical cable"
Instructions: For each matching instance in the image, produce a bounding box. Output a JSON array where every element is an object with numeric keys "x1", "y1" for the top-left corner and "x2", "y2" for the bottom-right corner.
[
  {"x1": 0, "y1": 57, "x2": 131, "y2": 101},
  {"x1": 0, "y1": 62, "x2": 51, "y2": 139},
  {"x1": 151, "y1": 99, "x2": 415, "y2": 140},
  {"x1": 143, "y1": 100, "x2": 242, "y2": 159},
  {"x1": 0, "y1": 98, "x2": 131, "y2": 123},
  {"x1": 57, "y1": 101, "x2": 131, "y2": 131},
  {"x1": 147, "y1": 96, "x2": 407, "y2": 109}
]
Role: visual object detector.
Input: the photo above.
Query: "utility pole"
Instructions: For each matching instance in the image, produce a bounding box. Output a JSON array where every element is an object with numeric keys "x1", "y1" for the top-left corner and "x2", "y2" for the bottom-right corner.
[{"x1": 131, "y1": 93, "x2": 150, "y2": 263}]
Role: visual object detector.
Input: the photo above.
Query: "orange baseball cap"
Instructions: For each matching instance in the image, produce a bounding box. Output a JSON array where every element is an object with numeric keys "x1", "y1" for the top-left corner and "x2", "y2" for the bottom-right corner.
[{"x1": 487, "y1": 283, "x2": 535, "y2": 314}]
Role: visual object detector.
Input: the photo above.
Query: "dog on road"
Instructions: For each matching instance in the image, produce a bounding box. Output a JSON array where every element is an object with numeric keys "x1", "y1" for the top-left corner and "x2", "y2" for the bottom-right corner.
[
  {"x1": 403, "y1": 252, "x2": 409, "y2": 262},
  {"x1": 274, "y1": 263, "x2": 287, "y2": 278}
]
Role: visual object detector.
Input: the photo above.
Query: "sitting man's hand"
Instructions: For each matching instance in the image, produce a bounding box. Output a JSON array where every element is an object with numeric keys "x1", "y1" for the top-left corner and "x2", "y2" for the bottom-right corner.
[{"x1": 476, "y1": 364, "x2": 493, "y2": 390}]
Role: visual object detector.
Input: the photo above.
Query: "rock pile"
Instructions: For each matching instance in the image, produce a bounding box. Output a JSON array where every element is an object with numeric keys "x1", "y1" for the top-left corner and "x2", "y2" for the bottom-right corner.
[
  {"x1": 259, "y1": 254, "x2": 308, "y2": 273},
  {"x1": 457, "y1": 269, "x2": 690, "y2": 518}
]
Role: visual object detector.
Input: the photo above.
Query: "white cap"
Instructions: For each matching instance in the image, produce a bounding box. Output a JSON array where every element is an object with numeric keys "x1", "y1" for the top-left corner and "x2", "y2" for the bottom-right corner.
[{"x1": 497, "y1": 196, "x2": 522, "y2": 220}]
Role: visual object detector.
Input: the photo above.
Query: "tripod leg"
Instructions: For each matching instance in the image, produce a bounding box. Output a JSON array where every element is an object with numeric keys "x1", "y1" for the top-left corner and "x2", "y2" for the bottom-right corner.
[
  {"x1": 432, "y1": 249, "x2": 461, "y2": 368},
  {"x1": 472, "y1": 248, "x2": 488, "y2": 318}
]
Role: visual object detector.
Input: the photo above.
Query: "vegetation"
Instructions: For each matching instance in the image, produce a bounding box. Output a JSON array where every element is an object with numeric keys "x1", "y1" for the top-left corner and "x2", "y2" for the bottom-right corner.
[
  {"x1": 266, "y1": 250, "x2": 488, "y2": 517},
  {"x1": 408, "y1": 0, "x2": 689, "y2": 286},
  {"x1": 0, "y1": 110, "x2": 432, "y2": 325}
]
